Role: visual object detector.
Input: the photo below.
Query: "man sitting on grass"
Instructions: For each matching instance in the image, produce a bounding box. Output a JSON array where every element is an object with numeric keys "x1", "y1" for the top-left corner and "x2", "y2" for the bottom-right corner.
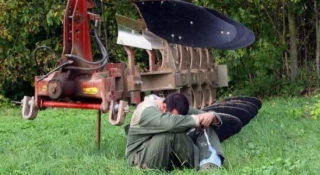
[{"x1": 125, "y1": 93, "x2": 224, "y2": 171}]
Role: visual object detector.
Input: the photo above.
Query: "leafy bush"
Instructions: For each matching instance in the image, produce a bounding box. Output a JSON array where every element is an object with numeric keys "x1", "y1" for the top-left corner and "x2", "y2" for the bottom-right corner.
[
  {"x1": 0, "y1": 1, "x2": 65, "y2": 100},
  {"x1": 0, "y1": 1, "x2": 140, "y2": 101},
  {"x1": 285, "y1": 97, "x2": 320, "y2": 120},
  {"x1": 218, "y1": 62, "x2": 320, "y2": 98},
  {"x1": 307, "y1": 99, "x2": 320, "y2": 120},
  {"x1": 0, "y1": 94, "x2": 10, "y2": 107}
]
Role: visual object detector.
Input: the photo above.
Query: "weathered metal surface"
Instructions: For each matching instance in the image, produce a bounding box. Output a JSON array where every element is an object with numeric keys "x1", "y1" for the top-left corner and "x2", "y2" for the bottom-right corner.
[
  {"x1": 175, "y1": 72, "x2": 191, "y2": 87},
  {"x1": 192, "y1": 85, "x2": 202, "y2": 109},
  {"x1": 96, "y1": 110, "x2": 101, "y2": 150},
  {"x1": 208, "y1": 84, "x2": 217, "y2": 105},
  {"x1": 178, "y1": 46, "x2": 191, "y2": 71},
  {"x1": 190, "y1": 48, "x2": 200, "y2": 70},
  {"x1": 21, "y1": 96, "x2": 38, "y2": 120},
  {"x1": 115, "y1": 14, "x2": 144, "y2": 32},
  {"x1": 127, "y1": 75, "x2": 142, "y2": 91},
  {"x1": 160, "y1": 41, "x2": 178, "y2": 71},
  {"x1": 108, "y1": 100, "x2": 129, "y2": 126},
  {"x1": 140, "y1": 72, "x2": 176, "y2": 92},
  {"x1": 60, "y1": 0, "x2": 99, "y2": 68},
  {"x1": 116, "y1": 23, "x2": 152, "y2": 50},
  {"x1": 217, "y1": 65, "x2": 229, "y2": 87},
  {"x1": 146, "y1": 50, "x2": 156, "y2": 72},
  {"x1": 206, "y1": 48, "x2": 215, "y2": 69},
  {"x1": 180, "y1": 87, "x2": 193, "y2": 107},
  {"x1": 199, "y1": 49, "x2": 209, "y2": 69},
  {"x1": 47, "y1": 75, "x2": 76, "y2": 99},
  {"x1": 142, "y1": 29, "x2": 163, "y2": 49},
  {"x1": 201, "y1": 84, "x2": 211, "y2": 108},
  {"x1": 123, "y1": 46, "x2": 142, "y2": 104},
  {"x1": 35, "y1": 72, "x2": 116, "y2": 112}
]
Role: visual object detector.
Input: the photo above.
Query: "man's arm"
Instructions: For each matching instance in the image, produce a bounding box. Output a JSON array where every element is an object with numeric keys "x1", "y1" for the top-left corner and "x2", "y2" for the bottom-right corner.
[
  {"x1": 188, "y1": 107, "x2": 222, "y2": 127},
  {"x1": 133, "y1": 106, "x2": 200, "y2": 133},
  {"x1": 188, "y1": 106, "x2": 205, "y2": 115}
]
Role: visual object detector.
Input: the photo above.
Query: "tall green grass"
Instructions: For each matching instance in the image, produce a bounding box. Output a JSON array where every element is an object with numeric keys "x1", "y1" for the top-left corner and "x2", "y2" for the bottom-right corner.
[{"x1": 0, "y1": 96, "x2": 319, "y2": 175}]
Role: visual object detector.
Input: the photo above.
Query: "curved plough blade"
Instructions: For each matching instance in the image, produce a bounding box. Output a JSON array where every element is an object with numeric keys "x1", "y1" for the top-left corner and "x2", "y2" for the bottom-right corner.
[
  {"x1": 203, "y1": 106, "x2": 252, "y2": 126},
  {"x1": 223, "y1": 96, "x2": 262, "y2": 110},
  {"x1": 206, "y1": 101, "x2": 258, "y2": 118},
  {"x1": 202, "y1": 96, "x2": 263, "y2": 142},
  {"x1": 215, "y1": 113, "x2": 242, "y2": 142},
  {"x1": 203, "y1": 8, "x2": 255, "y2": 50},
  {"x1": 134, "y1": 0, "x2": 237, "y2": 48}
]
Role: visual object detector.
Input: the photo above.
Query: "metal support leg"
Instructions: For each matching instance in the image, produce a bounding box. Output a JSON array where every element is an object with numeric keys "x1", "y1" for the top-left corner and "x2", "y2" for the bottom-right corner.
[{"x1": 96, "y1": 110, "x2": 101, "y2": 149}]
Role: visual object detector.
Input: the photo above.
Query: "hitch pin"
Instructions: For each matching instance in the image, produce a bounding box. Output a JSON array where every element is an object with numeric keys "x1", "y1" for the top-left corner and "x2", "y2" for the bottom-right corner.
[{"x1": 11, "y1": 100, "x2": 22, "y2": 105}]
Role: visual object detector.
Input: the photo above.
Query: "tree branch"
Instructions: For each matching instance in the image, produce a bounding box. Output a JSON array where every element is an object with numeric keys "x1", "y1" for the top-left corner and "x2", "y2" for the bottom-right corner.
[
  {"x1": 262, "y1": 4, "x2": 284, "y2": 42},
  {"x1": 298, "y1": 23, "x2": 316, "y2": 52}
]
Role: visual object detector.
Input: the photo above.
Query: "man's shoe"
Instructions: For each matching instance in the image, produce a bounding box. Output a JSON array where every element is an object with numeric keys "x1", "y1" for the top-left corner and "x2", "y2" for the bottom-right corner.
[{"x1": 199, "y1": 163, "x2": 218, "y2": 171}]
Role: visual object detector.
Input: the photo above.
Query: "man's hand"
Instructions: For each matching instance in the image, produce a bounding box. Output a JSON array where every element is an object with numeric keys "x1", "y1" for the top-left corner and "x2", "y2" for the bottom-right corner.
[{"x1": 198, "y1": 112, "x2": 220, "y2": 128}]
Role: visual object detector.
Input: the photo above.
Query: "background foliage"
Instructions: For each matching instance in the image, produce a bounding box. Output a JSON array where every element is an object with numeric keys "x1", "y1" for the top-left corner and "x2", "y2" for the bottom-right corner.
[{"x1": 0, "y1": 0, "x2": 319, "y2": 101}]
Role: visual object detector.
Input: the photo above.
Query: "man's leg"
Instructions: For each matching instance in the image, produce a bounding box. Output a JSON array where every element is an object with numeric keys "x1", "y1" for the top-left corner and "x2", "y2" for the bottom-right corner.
[
  {"x1": 188, "y1": 127, "x2": 224, "y2": 167},
  {"x1": 136, "y1": 132, "x2": 199, "y2": 171}
]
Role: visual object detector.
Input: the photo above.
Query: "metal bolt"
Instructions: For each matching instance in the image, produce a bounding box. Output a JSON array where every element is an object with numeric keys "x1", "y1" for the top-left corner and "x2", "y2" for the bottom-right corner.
[
  {"x1": 135, "y1": 80, "x2": 143, "y2": 85},
  {"x1": 50, "y1": 87, "x2": 56, "y2": 93},
  {"x1": 114, "y1": 103, "x2": 119, "y2": 113}
]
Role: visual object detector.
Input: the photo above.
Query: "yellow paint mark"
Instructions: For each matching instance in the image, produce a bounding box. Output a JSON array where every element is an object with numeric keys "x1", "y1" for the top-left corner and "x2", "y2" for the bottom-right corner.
[
  {"x1": 83, "y1": 87, "x2": 98, "y2": 95},
  {"x1": 42, "y1": 85, "x2": 47, "y2": 92}
]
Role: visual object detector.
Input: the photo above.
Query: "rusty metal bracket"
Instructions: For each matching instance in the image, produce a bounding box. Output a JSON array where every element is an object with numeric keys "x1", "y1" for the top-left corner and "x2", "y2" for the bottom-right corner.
[
  {"x1": 192, "y1": 86, "x2": 202, "y2": 109},
  {"x1": 178, "y1": 45, "x2": 191, "y2": 71},
  {"x1": 108, "y1": 100, "x2": 129, "y2": 126},
  {"x1": 21, "y1": 96, "x2": 38, "y2": 120},
  {"x1": 180, "y1": 87, "x2": 193, "y2": 107},
  {"x1": 190, "y1": 47, "x2": 200, "y2": 70},
  {"x1": 146, "y1": 50, "x2": 156, "y2": 72},
  {"x1": 160, "y1": 41, "x2": 178, "y2": 71}
]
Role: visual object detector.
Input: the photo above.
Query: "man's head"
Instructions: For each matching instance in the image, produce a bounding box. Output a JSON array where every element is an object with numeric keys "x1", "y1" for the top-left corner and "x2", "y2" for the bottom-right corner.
[{"x1": 161, "y1": 93, "x2": 190, "y2": 115}]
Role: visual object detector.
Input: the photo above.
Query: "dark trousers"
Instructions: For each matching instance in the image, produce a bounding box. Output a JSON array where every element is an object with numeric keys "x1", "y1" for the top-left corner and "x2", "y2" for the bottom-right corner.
[{"x1": 133, "y1": 126, "x2": 224, "y2": 171}]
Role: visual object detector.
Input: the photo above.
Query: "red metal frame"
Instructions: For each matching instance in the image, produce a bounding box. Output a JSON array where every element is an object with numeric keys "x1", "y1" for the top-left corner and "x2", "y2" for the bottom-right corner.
[
  {"x1": 62, "y1": 0, "x2": 98, "y2": 63},
  {"x1": 42, "y1": 101, "x2": 101, "y2": 110},
  {"x1": 34, "y1": 0, "x2": 118, "y2": 113},
  {"x1": 32, "y1": 0, "x2": 124, "y2": 148}
]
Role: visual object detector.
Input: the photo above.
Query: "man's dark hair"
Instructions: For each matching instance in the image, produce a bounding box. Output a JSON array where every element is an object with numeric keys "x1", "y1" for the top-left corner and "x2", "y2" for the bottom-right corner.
[{"x1": 163, "y1": 93, "x2": 189, "y2": 115}]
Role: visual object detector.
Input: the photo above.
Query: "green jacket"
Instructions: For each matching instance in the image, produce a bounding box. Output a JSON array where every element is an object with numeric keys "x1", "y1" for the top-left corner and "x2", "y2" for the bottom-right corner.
[{"x1": 126, "y1": 96, "x2": 208, "y2": 165}]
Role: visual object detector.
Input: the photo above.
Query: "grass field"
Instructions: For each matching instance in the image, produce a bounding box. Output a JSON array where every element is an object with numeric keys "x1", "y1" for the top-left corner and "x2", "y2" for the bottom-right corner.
[{"x1": 1, "y1": 96, "x2": 320, "y2": 175}]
